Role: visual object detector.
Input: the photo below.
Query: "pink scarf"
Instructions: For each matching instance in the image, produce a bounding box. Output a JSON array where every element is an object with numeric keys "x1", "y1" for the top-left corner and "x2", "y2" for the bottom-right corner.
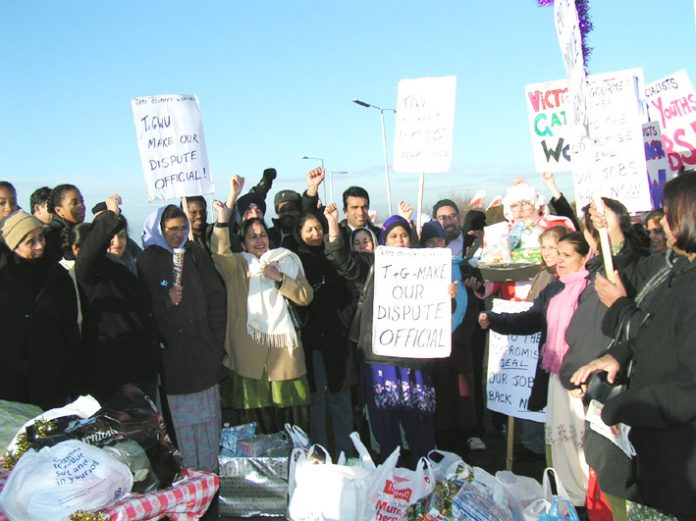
[{"x1": 542, "y1": 267, "x2": 589, "y2": 374}]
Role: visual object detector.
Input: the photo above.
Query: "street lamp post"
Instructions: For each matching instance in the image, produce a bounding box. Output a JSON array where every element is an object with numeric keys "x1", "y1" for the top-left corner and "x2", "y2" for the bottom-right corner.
[
  {"x1": 300, "y1": 155, "x2": 326, "y2": 202},
  {"x1": 330, "y1": 170, "x2": 348, "y2": 206},
  {"x1": 353, "y1": 99, "x2": 395, "y2": 216}
]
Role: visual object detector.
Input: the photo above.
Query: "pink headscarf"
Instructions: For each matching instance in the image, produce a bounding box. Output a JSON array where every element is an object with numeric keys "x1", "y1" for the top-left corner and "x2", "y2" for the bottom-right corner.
[{"x1": 542, "y1": 268, "x2": 589, "y2": 374}]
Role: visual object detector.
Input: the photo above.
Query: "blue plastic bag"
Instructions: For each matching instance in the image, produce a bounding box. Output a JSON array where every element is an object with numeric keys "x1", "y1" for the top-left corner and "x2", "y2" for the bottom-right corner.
[{"x1": 538, "y1": 497, "x2": 581, "y2": 521}]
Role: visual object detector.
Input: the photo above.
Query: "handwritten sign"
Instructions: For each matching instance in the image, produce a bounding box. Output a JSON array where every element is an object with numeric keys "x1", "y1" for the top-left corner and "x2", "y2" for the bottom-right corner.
[
  {"x1": 571, "y1": 69, "x2": 652, "y2": 214},
  {"x1": 372, "y1": 246, "x2": 452, "y2": 358},
  {"x1": 643, "y1": 121, "x2": 672, "y2": 209},
  {"x1": 131, "y1": 94, "x2": 213, "y2": 201},
  {"x1": 644, "y1": 70, "x2": 696, "y2": 174},
  {"x1": 393, "y1": 76, "x2": 457, "y2": 173},
  {"x1": 486, "y1": 299, "x2": 546, "y2": 422},
  {"x1": 525, "y1": 79, "x2": 571, "y2": 172}
]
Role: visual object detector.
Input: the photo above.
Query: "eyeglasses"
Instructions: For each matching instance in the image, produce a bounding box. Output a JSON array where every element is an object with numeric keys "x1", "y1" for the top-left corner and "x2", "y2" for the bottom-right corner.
[
  {"x1": 509, "y1": 201, "x2": 534, "y2": 210},
  {"x1": 165, "y1": 226, "x2": 186, "y2": 233}
]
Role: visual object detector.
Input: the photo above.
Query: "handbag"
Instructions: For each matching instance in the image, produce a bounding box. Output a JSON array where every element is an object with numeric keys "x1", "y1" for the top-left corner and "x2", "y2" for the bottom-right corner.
[
  {"x1": 584, "y1": 259, "x2": 674, "y2": 406},
  {"x1": 284, "y1": 297, "x2": 308, "y2": 331}
]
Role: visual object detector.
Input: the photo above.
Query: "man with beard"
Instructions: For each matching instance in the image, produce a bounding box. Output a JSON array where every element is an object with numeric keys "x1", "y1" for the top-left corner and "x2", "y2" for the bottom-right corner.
[
  {"x1": 433, "y1": 199, "x2": 465, "y2": 256},
  {"x1": 268, "y1": 189, "x2": 301, "y2": 250}
]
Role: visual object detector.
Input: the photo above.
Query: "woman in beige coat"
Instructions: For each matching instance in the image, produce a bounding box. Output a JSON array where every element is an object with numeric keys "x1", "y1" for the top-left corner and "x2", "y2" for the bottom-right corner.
[{"x1": 212, "y1": 176, "x2": 313, "y2": 433}]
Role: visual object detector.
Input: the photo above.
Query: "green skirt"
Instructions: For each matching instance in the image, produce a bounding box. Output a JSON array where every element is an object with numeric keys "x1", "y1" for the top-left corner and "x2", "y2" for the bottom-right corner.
[{"x1": 221, "y1": 369, "x2": 311, "y2": 410}]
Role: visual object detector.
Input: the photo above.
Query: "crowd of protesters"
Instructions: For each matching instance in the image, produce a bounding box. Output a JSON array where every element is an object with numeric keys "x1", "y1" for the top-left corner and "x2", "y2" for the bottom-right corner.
[{"x1": 1, "y1": 167, "x2": 695, "y2": 520}]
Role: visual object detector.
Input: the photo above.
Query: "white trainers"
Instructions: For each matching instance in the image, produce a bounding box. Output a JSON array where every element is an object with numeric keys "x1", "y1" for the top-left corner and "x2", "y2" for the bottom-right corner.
[{"x1": 467, "y1": 436, "x2": 487, "y2": 451}]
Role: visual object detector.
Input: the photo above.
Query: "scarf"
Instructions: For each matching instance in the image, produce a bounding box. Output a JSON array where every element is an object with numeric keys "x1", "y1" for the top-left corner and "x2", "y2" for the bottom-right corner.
[
  {"x1": 242, "y1": 247, "x2": 305, "y2": 353},
  {"x1": 542, "y1": 267, "x2": 589, "y2": 374}
]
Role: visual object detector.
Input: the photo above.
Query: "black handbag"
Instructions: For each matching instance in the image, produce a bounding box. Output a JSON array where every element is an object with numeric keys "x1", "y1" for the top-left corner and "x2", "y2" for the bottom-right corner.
[{"x1": 583, "y1": 258, "x2": 674, "y2": 406}]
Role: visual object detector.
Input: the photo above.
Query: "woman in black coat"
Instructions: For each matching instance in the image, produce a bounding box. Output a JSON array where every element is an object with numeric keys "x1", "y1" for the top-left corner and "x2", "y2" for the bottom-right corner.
[
  {"x1": 76, "y1": 195, "x2": 159, "y2": 403},
  {"x1": 0, "y1": 211, "x2": 80, "y2": 409},
  {"x1": 294, "y1": 211, "x2": 355, "y2": 456},
  {"x1": 573, "y1": 174, "x2": 696, "y2": 520}
]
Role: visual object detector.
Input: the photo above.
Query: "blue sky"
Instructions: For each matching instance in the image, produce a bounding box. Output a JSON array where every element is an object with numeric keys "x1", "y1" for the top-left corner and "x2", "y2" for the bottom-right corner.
[{"x1": 2, "y1": 1, "x2": 695, "y2": 229}]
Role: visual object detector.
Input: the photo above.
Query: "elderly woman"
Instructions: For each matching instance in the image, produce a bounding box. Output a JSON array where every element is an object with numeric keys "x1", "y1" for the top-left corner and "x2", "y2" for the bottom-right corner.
[
  {"x1": 212, "y1": 176, "x2": 313, "y2": 433},
  {"x1": 0, "y1": 211, "x2": 80, "y2": 409},
  {"x1": 572, "y1": 173, "x2": 696, "y2": 521}
]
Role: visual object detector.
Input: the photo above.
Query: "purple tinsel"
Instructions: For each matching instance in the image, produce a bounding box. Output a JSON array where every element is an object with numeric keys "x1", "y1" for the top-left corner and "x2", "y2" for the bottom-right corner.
[{"x1": 538, "y1": 0, "x2": 594, "y2": 68}]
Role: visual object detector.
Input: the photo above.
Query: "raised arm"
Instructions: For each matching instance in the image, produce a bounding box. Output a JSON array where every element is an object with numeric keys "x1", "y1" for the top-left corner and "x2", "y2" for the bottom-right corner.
[
  {"x1": 76, "y1": 194, "x2": 123, "y2": 285},
  {"x1": 211, "y1": 176, "x2": 245, "y2": 278}
]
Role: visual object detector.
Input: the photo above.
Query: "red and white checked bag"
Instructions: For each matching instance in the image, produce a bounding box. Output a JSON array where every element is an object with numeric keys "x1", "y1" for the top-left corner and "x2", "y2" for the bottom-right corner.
[{"x1": 0, "y1": 467, "x2": 219, "y2": 521}]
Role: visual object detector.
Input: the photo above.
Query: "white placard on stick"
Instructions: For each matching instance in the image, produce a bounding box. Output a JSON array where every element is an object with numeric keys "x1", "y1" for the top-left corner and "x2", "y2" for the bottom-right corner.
[
  {"x1": 525, "y1": 79, "x2": 571, "y2": 172},
  {"x1": 131, "y1": 94, "x2": 213, "y2": 201},
  {"x1": 644, "y1": 70, "x2": 696, "y2": 174},
  {"x1": 372, "y1": 246, "x2": 452, "y2": 359},
  {"x1": 486, "y1": 299, "x2": 546, "y2": 423},
  {"x1": 393, "y1": 76, "x2": 457, "y2": 174},
  {"x1": 571, "y1": 69, "x2": 651, "y2": 214}
]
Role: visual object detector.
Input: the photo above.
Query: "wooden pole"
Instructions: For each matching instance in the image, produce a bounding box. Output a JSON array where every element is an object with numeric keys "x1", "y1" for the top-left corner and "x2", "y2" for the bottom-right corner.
[
  {"x1": 506, "y1": 416, "x2": 515, "y2": 471},
  {"x1": 417, "y1": 173, "x2": 425, "y2": 236}
]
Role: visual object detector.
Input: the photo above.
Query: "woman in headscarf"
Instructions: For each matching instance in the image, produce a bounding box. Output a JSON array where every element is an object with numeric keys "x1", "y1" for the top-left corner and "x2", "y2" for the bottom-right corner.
[
  {"x1": 324, "y1": 206, "x2": 440, "y2": 467},
  {"x1": 0, "y1": 210, "x2": 80, "y2": 409},
  {"x1": 138, "y1": 203, "x2": 226, "y2": 472},
  {"x1": 211, "y1": 176, "x2": 313, "y2": 433},
  {"x1": 77, "y1": 194, "x2": 159, "y2": 403}
]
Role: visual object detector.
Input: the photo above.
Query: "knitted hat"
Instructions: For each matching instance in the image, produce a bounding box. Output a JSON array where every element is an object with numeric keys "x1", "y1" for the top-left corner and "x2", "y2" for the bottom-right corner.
[
  {"x1": 1, "y1": 211, "x2": 42, "y2": 251},
  {"x1": 274, "y1": 190, "x2": 301, "y2": 212},
  {"x1": 420, "y1": 220, "x2": 447, "y2": 246},
  {"x1": 380, "y1": 215, "x2": 411, "y2": 245},
  {"x1": 236, "y1": 193, "x2": 267, "y2": 220},
  {"x1": 432, "y1": 198, "x2": 459, "y2": 218}
]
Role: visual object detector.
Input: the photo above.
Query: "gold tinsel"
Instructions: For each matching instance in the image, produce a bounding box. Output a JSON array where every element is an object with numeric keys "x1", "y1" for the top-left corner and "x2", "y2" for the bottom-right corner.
[
  {"x1": 1, "y1": 418, "x2": 56, "y2": 471},
  {"x1": 69, "y1": 511, "x2": 109, "y2": 521}
]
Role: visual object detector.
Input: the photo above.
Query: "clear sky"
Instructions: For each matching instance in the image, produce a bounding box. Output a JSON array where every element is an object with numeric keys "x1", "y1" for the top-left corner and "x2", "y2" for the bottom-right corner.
[{"x1": 2, "y1": 0, "x2": 695, "y2": 229}]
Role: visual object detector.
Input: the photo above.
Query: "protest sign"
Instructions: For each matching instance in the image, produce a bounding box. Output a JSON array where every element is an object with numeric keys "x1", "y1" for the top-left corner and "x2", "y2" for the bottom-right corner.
[
  {"x1": 554, "y1": 0, "x2": 588, "y2": 142},
  {"x1": 525, "y1": 79, "x2": 571, "y2": 172},
  {"x1": 643, "y1": 121, "x2": 672, "y2": 209},
  {"x1": 644, "y1": 70, "x2": 696, "y2": 174},
  {"x1": 393, "y1": 76, "x2": 457, "y2": 174},
  {"x1": 486, "y1": 299, "x2": 546, "y2": 423},
  {"x1": 131, "y1": 94, "x2": 213, "y2": 201},
  {"x1": 372, "y1": 246, "x2": 451, "y2": 359},
  {"x1": 571, "y1": 69, "x2": 651, "y2": 214}
]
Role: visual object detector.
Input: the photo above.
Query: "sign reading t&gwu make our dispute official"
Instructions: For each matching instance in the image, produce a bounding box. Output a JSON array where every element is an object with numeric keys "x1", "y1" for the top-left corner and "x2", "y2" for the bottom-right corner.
[
  {"x1": 131, "y1": 94, "x2": 214, "y2": 201},
  {"x1": 372, "y1": 246, "x2": 452, "y2": 359}
]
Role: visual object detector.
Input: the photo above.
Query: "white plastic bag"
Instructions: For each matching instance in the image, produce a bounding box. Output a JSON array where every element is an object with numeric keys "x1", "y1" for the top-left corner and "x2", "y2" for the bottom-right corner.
[
  {"x1": 287, "y1": 443, "x2": 371, "y2": 521},
  {"x1": 522, "y1": 467, "x2": 577, "y2": 521},
  {"x1": 495, "y1": 470, "x2": 544, "y2": 521},
  {"x1": 0, "y1": 440, "x2": 133, "y2": 521},
  {"x1": 365, "y1": 446, "x2": 435, "y2": 521},
  {"x1": 427, "y1": 449, "x2": 466, "y2": 482}
]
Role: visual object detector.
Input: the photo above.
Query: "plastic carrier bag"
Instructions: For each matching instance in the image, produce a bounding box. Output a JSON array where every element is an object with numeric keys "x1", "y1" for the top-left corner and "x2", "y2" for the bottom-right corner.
[{"x1": 0, "y1": 440, "x2": 132, "y2": 521}]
